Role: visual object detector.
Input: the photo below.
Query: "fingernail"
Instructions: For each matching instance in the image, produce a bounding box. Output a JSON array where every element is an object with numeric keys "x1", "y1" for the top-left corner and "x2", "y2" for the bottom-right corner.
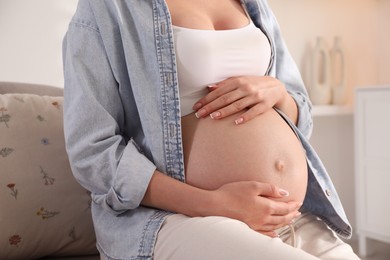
[
  {"x1": 195, "y1": 108, "x2": 206, "y2": 118},
  {"x1": 210, "y1": 111, "x2": 221, "y2": 119},
  {"x1": 207, "y1": 84, "x2": 217, "y2": 88},
  {"x1": 193, "y1": 103, "x2": 202, "y2": 110},
  {"x1": 279, "y1": 188, "x2": 289, "y2": 197},
  {"x1": 295, "y1": 211, "x2": 302, "y2": 217},
  {"x1": 235, "y1": 117, "x2": 244, "y2": 125}
]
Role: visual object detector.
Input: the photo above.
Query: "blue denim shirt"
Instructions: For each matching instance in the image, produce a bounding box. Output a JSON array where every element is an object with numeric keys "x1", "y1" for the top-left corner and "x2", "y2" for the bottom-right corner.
[{"x1": 63, "y1": 0, "x2": 352, "y2": 259}]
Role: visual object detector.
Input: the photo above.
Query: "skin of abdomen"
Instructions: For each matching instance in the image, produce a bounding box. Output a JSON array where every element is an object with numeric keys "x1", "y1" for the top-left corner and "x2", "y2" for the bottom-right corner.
[{"x1": 181, "y1": 108, "x2": 308, "y2": 203}]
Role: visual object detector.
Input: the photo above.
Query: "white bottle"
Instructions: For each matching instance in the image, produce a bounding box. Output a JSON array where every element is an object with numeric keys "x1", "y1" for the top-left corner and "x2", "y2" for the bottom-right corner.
[
  {"x1": 330, "y1": 36, "x2": 346, "y2": 105},
  {"x1": 310, "y1": 37, "x2": 332, "y2": 105}
]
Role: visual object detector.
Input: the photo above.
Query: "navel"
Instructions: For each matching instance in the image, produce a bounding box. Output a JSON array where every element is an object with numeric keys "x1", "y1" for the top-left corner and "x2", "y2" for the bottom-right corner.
[{"x1": 275, "y1": 159, "x2": 285, "y2": 173}]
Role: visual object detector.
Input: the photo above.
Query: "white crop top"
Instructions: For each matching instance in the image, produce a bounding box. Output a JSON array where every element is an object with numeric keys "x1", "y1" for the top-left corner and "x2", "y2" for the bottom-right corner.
[{"x1": 173, "y1": 20, "x2": 271, "y2": 117}]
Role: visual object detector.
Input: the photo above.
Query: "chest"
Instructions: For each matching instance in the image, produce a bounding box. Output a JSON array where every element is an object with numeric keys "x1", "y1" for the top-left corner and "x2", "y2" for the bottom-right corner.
[{"x1": 165, "y1": 0, "x2": 248, "y2": 30}]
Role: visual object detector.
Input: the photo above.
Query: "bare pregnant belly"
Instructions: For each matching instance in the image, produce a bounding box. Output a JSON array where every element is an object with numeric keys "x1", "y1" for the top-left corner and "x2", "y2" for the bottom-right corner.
[{"x1": 181, "y1": 109, "x2": 308, "y2": 203}]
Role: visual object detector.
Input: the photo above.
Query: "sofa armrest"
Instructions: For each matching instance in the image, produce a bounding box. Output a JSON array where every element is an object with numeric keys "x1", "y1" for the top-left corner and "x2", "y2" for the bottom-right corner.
[{"x1": 0, "y1": 81, "x2": 63, "y2": 96}]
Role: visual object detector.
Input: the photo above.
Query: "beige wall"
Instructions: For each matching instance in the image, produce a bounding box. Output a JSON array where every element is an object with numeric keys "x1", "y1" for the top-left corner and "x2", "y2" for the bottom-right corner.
[
  {"x1": 268, "y1": 0, "x2": 383, "y2": 105},
  {"x1": 378, "y1": 0, "x2": 390, "y2": 84},
  {"x1": 0, "y1": 0, "x2": 77, "y2": 87}
]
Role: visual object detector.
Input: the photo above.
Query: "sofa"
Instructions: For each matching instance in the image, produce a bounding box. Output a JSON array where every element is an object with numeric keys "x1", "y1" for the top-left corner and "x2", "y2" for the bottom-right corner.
[{"x1": 0, "y1": 82, "x2": 100, "y2": 260}]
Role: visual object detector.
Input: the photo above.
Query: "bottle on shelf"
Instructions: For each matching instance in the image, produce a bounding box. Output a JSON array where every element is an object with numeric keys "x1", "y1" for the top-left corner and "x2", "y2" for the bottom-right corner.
[
  {"x1": 310, "y1": 37, "x2": 332, "y2": 105},
  {"x1": 330, "y1": 36, "x2": 347, "y2": 105}
]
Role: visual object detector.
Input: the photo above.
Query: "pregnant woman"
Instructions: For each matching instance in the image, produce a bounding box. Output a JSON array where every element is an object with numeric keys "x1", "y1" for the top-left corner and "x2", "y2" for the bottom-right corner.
[{"x1": 63, "y1": 0, "x2": 360, "y2": 259}]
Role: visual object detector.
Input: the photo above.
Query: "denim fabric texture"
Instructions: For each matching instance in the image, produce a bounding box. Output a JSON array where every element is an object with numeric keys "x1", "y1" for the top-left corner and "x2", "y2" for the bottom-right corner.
[{"x1": 63, "y1": 0, "x2": 352, "y2": 259}]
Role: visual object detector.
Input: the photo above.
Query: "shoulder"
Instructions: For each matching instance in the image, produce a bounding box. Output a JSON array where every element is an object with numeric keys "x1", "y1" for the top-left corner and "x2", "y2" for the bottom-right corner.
[
  {"x1": 69, "y1": 0, "x2": 150, "y2": 32},
  {"x1": 68, "y1": 0, "x2": 99, "y2": 32},
  {"x1": 69, "y1": 0, "x2": 120, "y2": 31}
]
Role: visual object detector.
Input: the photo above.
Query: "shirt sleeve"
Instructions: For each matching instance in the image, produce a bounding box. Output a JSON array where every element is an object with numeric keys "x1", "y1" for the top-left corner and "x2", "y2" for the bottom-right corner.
[
  {"x1": 62, "y1": 7, "x2": 156, "y2": 215},
  {"x1": 259, "y1": 0, "x2": 314, "y2": 139}
]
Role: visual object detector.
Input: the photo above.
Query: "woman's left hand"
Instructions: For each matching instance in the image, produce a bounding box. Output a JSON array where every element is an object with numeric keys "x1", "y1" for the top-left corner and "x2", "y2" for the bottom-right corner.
[{"x1": 193, "y1": 76, "x2": 288, "y2": 125}]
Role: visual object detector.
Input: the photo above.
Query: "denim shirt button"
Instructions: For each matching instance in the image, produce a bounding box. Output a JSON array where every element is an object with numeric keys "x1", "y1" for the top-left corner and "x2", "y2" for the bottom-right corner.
[{"x1": 325, "y1": 189, "x2": 331, "y2": 197}]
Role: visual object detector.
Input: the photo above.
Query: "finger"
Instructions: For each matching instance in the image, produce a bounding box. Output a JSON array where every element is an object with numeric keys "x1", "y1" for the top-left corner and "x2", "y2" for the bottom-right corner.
[
  {"x1": 192, "y1": 78, "x2": 240, "y2": 111},
  {"x1": 258, "y1": 230, "x2": 279, "y2": 238},
  {"x1": 256, "y1": 223, "x2": 283, "y2": 232},
  {"x1": 195, "y1": 91, "x2": 245, "y2": 118},
  {"x1": 208, "y1": 97, "x2": 250, "y2": 120},
  {"x1": 255, "y1": 183, "x2": 290, "y2": 198},
  {"x1": 257, "y1": 221, "x2": 295, "y2": 235},
  {"x1": 270, "y1": 201, "x2": 303, "y2": 216},
  {"x1": 254, "y1": 212, "x2": 300, "y2": 232},
  {"x1": 193, "y1": 82, "x2": 236, "y2": 109},
  {"x1": 254, "y1": 199, "x2": 300, "y2": 219},
  {"x1": 267, "y1": 211, "x2": 301, "y2": 226},
  {"x1": 207, "y1": 85, "x2": 218, "y2": 92},
  {"x1": 234, "y1": 103, "x2": 269, "y2": 125}
]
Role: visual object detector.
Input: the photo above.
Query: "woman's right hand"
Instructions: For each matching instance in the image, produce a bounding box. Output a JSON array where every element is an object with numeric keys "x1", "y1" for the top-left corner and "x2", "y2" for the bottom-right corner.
[
  {"x1": 142, "y1": 172, "x2": 301, "y2": 237},
  {"x1": 209, "y1": 181, "x2": 302, "y2": 237}
]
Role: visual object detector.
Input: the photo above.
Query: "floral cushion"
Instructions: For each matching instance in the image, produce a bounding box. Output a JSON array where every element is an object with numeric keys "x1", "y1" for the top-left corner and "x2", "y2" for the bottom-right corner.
[{"x1": 0, "y1": 93, "x2": 98, "y2": 259}]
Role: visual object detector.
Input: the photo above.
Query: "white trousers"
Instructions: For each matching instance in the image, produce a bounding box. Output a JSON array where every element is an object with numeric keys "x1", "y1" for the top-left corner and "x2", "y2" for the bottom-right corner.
[{"x1": 154, "y1": 213, "x2": 360, "y2": 260}]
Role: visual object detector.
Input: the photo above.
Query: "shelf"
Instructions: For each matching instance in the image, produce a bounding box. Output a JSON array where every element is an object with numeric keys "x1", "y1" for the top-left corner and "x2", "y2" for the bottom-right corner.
[{"x1": 312, "y1": 105, "x2": 353, "y2": 117}]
